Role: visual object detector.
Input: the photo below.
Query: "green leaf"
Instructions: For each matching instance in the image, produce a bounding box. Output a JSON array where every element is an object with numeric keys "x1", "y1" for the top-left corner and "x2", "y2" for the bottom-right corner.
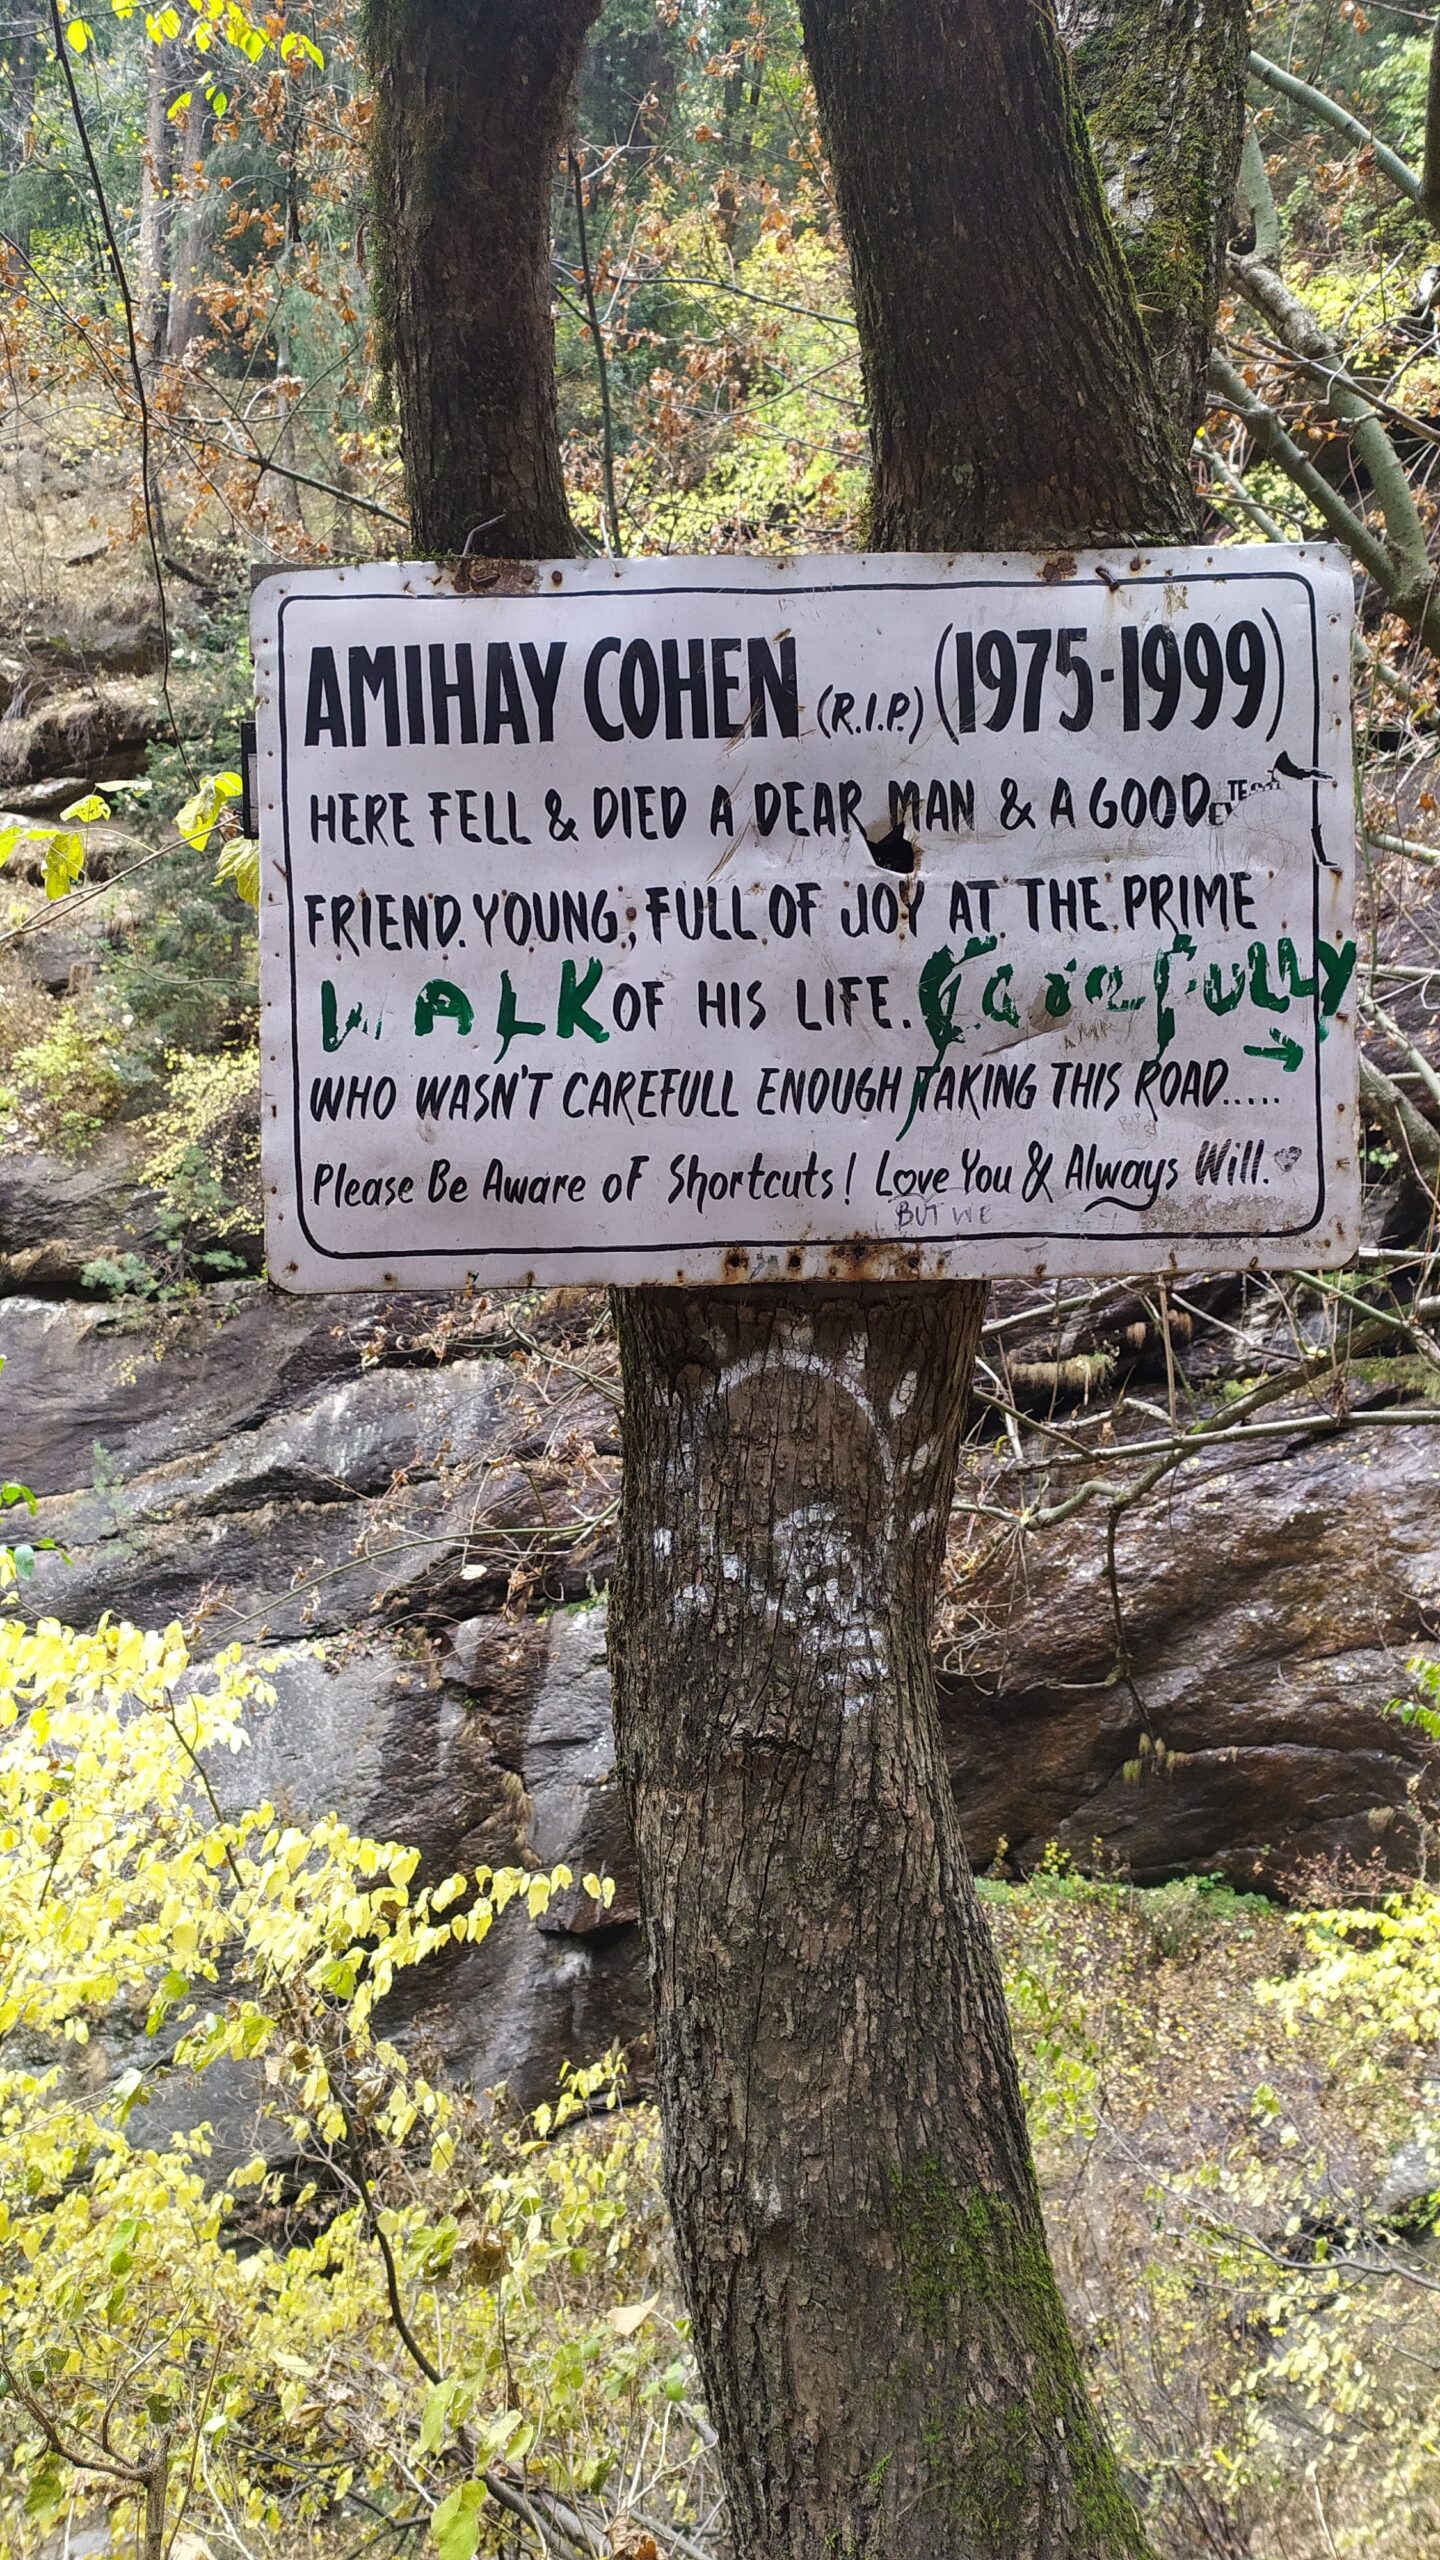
[
  {"x1": 23, "y1": 2456, "x2": 64, "y2": 2520},
  {"x1": 60, "y1": 791, "x2": 111, "y2": 824},
  {"x1": 111, "y1": 2068, "x2": 147, "y2": 2125},
  {"x1": 107, "y1": 2214, "x2": 141, "y2": 2275},
  {"x1": 418, "y1": 2379, "x2": 458, "y2": 2455},
  {"x1": 430, "y1": 2481, "x2": 486, "y2": 2560}
]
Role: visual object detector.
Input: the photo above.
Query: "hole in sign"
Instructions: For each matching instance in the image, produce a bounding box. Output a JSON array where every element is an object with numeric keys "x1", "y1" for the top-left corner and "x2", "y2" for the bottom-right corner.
[{"x1": 865, "y1": 818, "x2": 919, "y2": 876}]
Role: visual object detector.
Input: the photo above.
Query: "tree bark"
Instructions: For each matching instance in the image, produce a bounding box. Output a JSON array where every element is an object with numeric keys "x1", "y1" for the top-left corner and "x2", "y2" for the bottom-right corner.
[
  {"x1": 0, "y1": 0, "x2": 38, "y2": 256},
  {"x1": 611, "y1": 1289, "x2": 1155, "y2": 2559},
  {"x1": 362, "y1": 0, "x2": 603, "y2": 558},
  {"x1": 163, "y1": 87, "x2": 211, "y2": 367},
  {"x1": 794, "y1": 0, "x2": 1191, "y2": 549},
  {"x1": 137, "y1": 33, "x2": 179, "y2": 374},
  {"x1": 1, "y1": 0, "x2": 37, "y2": 167},
  {"x1": 1062, "y1": 0, "x2": 1250, "y2": 440}
]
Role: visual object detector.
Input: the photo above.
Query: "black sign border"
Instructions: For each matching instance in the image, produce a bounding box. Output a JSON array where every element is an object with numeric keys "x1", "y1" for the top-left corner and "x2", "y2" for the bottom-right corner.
[{"x1": 270, "y1": 566, "x2": 1338, "y2": 1266}]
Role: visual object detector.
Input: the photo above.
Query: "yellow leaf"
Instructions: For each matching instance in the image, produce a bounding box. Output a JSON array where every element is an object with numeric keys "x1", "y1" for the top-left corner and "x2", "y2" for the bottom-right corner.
[
  {"x1": 175, "y1": 771, "x2": 240, "y2": 852},
  {"x1": 607, "y1": 2295, "x2": 659, "y2": 2337},
  {"x1": 44, "y1": 833, "x2": 85, "y2": 900},
  {"x1": 215, "y1": 835, "x2": 259, "y2": 907}
]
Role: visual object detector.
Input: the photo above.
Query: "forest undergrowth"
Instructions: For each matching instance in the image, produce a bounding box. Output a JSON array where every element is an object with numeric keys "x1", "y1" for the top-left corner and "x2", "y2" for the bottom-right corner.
[{"x1": 5, "y1": 1612, "x2": 1440, "y2": 2560}]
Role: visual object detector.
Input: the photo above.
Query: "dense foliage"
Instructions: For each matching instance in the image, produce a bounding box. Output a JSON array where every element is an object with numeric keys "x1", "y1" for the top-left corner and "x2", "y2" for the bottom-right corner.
[{"x1": 6, "y1": 1619, "x2": 1440, "y2": 2558}]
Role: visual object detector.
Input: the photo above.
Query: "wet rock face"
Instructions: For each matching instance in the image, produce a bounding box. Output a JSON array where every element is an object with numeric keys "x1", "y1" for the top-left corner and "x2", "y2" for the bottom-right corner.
[
  {"x1": 8, "y1": 1277, "x2": 643, "y2": 2108},
  {"x1": 0, "y1": 1146, "x2": 167, "y2": 1297},
  {"x1": 940, "y1": 1421, "x2": 1440, "y2": 1888},
  {"x1": 214, "y1": 1607, "x2": 648, "y2": 2121},
  {"x1": 8, "y1": 1269, "x2": 1439, "y2": 2104}
]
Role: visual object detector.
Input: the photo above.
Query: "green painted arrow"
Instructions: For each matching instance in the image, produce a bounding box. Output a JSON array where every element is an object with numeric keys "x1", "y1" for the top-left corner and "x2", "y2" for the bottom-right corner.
[{"x1": 1244, "y1": 1031, "x2": 1305, "y2": 1073}]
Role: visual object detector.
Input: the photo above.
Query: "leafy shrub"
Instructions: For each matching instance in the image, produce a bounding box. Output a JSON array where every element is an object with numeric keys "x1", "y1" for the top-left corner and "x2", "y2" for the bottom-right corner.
[
  {"x1": 9, "y1": 1603, "x2": 1440, "y2": 2560},
  {"x1": 139, "y1": 1045, "x2": 262, "y2": 1245},
  {"x1": 0, "y1": 1616, "x2": 713, "y2": 2560},
  {"x1": 989, "y1": 1821, "x2": 1440, "y2": 2560},
  {"x1": 0, "y1": 998, "x2": 126, "y2": 1155}
]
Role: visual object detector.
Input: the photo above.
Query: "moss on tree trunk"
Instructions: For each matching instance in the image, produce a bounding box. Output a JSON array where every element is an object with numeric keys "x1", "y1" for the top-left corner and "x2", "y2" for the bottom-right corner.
[
  {"x1": 1062, "y1": 0, "x2": 1250, "y2": 437},
  {"x1": 797, "y1": 0, "x2": 1193, "y2": 550}
]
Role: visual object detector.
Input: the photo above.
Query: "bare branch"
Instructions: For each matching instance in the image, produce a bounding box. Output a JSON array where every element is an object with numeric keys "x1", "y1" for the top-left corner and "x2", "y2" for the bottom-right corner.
[
  {"x1": 1248, "y1": 48, "x2": 1427, "y2": 214},
  {"x1": 1360, "y1": 1051, "x2": 1440, "y2": 1192},
  {"x1": 1228, "y1": 252, "x2": 1432, "y2": 596},
  {"x1": 1206, "y1": 353, "x2": 1396, "y2": 590},
  {"x1": 1426, "y1": 9, "x2": 1440, "y2": 227}
]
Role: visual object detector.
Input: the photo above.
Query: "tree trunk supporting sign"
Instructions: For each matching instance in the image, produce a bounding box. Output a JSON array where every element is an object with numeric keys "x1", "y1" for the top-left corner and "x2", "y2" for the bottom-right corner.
[
  {"x1": 348, "y1": 3, "x2": 1261, "y2": 2549},
  {"x1": 612, "y1": 1281, "x2": 1152, "y2": 2557}
]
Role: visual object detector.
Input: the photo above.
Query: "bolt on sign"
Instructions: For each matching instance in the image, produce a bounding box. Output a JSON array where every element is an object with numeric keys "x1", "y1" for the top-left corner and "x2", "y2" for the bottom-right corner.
[{"x1": 252, "y1": 548, "x2": 1357, "y2": 1291}]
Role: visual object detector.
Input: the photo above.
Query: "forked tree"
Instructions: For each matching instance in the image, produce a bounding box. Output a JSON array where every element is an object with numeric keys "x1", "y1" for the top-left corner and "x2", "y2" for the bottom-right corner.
[{"x1": 362, "y1": 3, "x2": 1246, "y2": 2551}]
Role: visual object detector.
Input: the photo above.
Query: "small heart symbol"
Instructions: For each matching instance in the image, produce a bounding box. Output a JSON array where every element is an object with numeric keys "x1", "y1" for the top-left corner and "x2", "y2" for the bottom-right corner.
[{"x1": 1274, "y1": 1145, "x2": 1302, "y2": 1171}]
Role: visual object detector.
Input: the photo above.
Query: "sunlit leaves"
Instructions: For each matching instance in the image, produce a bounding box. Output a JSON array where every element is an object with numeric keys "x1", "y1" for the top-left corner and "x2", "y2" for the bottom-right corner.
[
  {"x1": 174, "y1": 767, "x2": 242, "y2": 851},
  {"x1": 41, "y1": 831, "x2": 85, "y2": 900},
  {"x1": 117, "y1": 0, "x2": 323, "y2": 73},
  {"x1": 431, "y1": 2480, "x2": 487, "y2": 2560},
  {"x1": 0, "y1": 795, "x2": 110, "y2": 905},
  {"x1": 0, "y1": 1605, "x2": 691, "y2": 2556}
]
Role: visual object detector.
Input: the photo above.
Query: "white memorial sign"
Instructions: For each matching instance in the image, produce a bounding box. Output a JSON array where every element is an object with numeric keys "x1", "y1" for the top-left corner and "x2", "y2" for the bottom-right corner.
[{"x1": 253, "y1": 549, "x2": 1357, "y2": 1290}]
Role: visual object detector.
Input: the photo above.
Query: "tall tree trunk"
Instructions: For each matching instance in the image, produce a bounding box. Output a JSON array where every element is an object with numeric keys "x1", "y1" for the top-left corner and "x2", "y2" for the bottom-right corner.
[
  {"x1": 0, "y1": 0, "x2": 38, "y2": 257},
  {"x1": 611, "y1": 1289, "x2": 1156, "y2": 2560},
  {"x1": 796, "y1": 0, "x2": 1190, "y2": 549},
  {"x1": 1061, "y1": 0, "x2": 1251, "y2": 439},
  {"x1": 163, "y1": 87, "x2": 211, "y2": 367},
  {"x1": 363, "y1": 0, "x2": 1233, "y2": 2551},
  {"x1": 137, "y1": 33, "x2": 179, "y2": 374},
  {"x1": 1, "y1": 0, "x2": 37, "y2": 164},
  {"x1": 363, "y1": 0, "x2": 603, "y2": 557}
]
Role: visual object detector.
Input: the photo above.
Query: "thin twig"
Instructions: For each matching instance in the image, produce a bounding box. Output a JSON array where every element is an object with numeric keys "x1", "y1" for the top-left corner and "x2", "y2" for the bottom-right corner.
[
  {"x1": 569, "y1": 151, "x2": 622, "y2": 558},
  {"x1": 47, "y1": 2, "x2": 187, "y2": 772},
  {"x1": 1368, "y1": 829, "x2": 1440, "y2": 868}
]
